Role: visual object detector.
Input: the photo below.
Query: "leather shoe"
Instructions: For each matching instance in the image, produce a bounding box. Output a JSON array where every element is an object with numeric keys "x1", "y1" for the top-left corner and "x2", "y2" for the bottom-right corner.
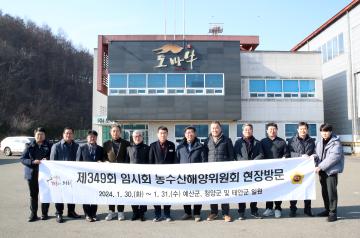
[
  {"x1": 67, "y1": 211, "x2": 81, "y2": 218},
  {"x1": 328, "y1": 213, "x2": 337, "y2": 222},
  {"x1": 28, "y1": 215, "x2": 39, "y2": 222},
  {"x1": 56, "y1": 214, "x2": 64, "y2": 223},
  {"x1": 41, "y1": 214, "x2": 49, "y2": 220}
]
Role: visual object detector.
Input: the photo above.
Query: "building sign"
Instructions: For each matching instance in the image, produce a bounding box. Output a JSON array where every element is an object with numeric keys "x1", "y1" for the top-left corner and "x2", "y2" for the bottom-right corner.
[{"x1": 153, "y1": 44, "x2": 198, "y2": 70}]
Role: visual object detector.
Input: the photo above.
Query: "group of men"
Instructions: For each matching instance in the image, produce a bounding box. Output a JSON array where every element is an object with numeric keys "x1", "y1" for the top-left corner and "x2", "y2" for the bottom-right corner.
[{"x1": 20, "y1": 121, "x2": 344, "y2": 224}]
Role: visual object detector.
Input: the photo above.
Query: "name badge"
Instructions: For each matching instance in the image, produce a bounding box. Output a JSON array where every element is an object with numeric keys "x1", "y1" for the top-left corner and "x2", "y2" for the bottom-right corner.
[{"x1": 169, "y1": 149, "x2": 174, "y2": 152}]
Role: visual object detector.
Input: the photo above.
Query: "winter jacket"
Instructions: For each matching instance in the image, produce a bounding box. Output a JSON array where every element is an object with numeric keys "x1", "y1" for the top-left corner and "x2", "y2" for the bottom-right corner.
[
  {"x1": 126, "y1": 142, "x2": 150, "y2": 164},
  {"x1": 176, "y1": 138, "x2": 206, "y2": 164},
  {"x1": 21, "y1": 140, "x2": 52, "y2": 180},
  {"x1": 234, "y1": 137, "x2": 263, "y2": 160},
  {"x1": 204, "y1": 134, "x2": 235, "y2": 162},
  {"x1": 287, "y1": 134, "x2": 315, "y2": 158},
  {"x1": 103, "y1": 138, "x2": 130, "y2": 163},
  {"x1": 149, "y1": 140, "x2": 176, "y2": 164},
  {"x1": 314, "y1": 133, "x2": 344, "y2": 175}
]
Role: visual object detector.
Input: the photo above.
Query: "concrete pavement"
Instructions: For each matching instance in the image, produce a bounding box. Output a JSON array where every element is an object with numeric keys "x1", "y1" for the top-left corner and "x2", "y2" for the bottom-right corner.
[{"x1": 0, "y1": 155, "x2": 359, "y2": 238}]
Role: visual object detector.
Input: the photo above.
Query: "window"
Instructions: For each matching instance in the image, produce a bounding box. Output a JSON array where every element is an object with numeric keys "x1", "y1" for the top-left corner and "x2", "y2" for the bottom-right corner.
[
  {"x1": 205, "y1": 74, "x2": 223, "y2": 88},
  {"x1": 236, "y1": 124, "x2": 243, "y2": 138},
  {"x1": 128, "y1": 74, "x2": 146, "y2": 88},
  {"x1": 167, "y1": 74, "x2": 185, "y2": 88},
  {"x1": 148, "y1": 74, "x2": 165, "y2": 88},
  {"x1": 108, "y1": 73, "x2": 224, "y2": 95},
  {"x1": 321, "y1": 44, "x2": 327, "y2": 63},
  {"x1": 266, "y1": 80, "x2": 282, "y2": 92},
  {"x1": 249, "y1": 80, "x2": 265, "y2": 92},
  {"x1": 222, "y1": 124, "x2": 229, "y2": 138},
  {"x1": 249, "y1": 79, "x2": 315, "y2": 98},
  {"x1": 285, "y1": 124, "x2": 298, "y2": 138},
  {"x1": 338, "y1": 33, "x2": 344, "y2": 54},
  {"x1": 109, "y1": 74, "x2": 127, "y2": 88},
  {"x1": 300, "y1": 80, "x2": 315, "y2": 92},
  {"x1": 319, "y1": 33, "x2": 344, "y2": 63},
  {"x1": 327, "y1": 40, "x2": 333, "y2": 61},
  {"x1": 283, "y1": 80, "x2": 299, "y2": 92},
  {"x1": 186, "y1": 74, "x2": 204, "y2": 88},
  {"x1": 332, "y1": 37, "x2": 338, "y2": 57},
  {"x1": 309, "y1": 124, "x2": 317, "y2": 137}
]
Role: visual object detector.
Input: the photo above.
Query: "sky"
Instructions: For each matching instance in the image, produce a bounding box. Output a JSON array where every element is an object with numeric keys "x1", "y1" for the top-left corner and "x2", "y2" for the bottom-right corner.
[{"x1": 0, "y1": 0, "x2": 352, "y2": 53}]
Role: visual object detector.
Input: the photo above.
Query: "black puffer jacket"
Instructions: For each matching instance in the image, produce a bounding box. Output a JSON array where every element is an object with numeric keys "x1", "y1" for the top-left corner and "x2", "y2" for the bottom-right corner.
[
  {"x1": 287, "y1": 134, "x2": 315, "y2": 158},
  {"x1": 234, "y1": 137, "x2": 263, "y2": 160},
  {"x1": 204, "y1": 134, "x2": 235, "y2": 162},
  {"x1": 176, "y1": 138, "x2": 205, "y2": 164}
]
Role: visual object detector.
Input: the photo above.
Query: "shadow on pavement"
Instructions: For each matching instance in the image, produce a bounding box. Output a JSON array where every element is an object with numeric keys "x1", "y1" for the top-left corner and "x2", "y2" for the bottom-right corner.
[{"x1": 0, "y1": 158, "x2": 20, "y2": 165}]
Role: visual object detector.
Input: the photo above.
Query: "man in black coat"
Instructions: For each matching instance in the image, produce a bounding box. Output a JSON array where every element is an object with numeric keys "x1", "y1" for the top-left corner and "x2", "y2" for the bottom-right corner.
[
  {"x1": 287, "y1": 122, "x2": 315, "y2": 217},
  {"x1": 50, "y1": 127, "x2": 80, "y2": 223},
  {"x1": 149, "y1": 126, "x2": 176, "y2": 222},
  {"x1": 204, "y1": 121, "x2": 235, "y2": 222},
  {"x1": 76, "y1": 130, "x2": 104, "y2": 222},
  {"x1": 103, "y1": 124, "x2": 130, "y2": 221},
  {"x1": 261, "y1": 122, "x2": 289, "y2": 219},
  {"x1": 176, "y1": 126, "x2": 206, "y2": 222},
  {"x1": 126, "y1": 130, "x2": 149, "y2": 221},
  {"x1": 234, "y1": 123, "x2": 263, "y2": 220},
  {"x1": 20, "y1": 127, "x2": 51, "y2": 222}
]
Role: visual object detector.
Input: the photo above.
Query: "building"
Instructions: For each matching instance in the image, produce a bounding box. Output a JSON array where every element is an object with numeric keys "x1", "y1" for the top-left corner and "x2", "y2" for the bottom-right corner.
[
  {"x1": 292, "y1": 0, "x2": 360, "y2": 153},
  {"x1": 93, "y1": 35, "x2": 323, "y2": 145}
]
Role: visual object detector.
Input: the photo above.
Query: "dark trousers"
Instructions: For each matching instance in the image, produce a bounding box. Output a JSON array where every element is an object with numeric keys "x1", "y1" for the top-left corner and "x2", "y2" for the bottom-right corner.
[
  {"x1": 109, "y1": 205, "x2": 124, "y2": 212},
  {"x1": 83, "y1": 205, "x2": 97, "y2": 218},
  {"x1": 238, "y1": 202, "x2": 258, "y2": 213},
  {"x1": 184, "y1": 205, "x2": 202, "y2": 216},
  {"x1": 55, "y1": 203, "x2": 76, "y2": 215},
  {"x1": 319, "y1": 171, "x2": 338, "y2": 214},
  {"x1": 210, "y1": 203, "x2": 230, "y2": 216},
  {"x1": 131, "y1": 205, "x2": 147, "y2": 215},
  {"x1": 154, "y1": 205, "x2": 171, "y2": 218},
  {"x1": 27, "y1": 177, "x2": 49, "y2": 216},
  {"x1": 266, "y1": 201, "x2": 282, "y2": 210},
  {"x1": 290, "y1": 200, "x2": 311, "y2": 211}
]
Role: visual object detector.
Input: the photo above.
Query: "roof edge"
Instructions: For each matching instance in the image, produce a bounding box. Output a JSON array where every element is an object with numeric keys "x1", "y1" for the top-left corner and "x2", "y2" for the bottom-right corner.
[{"x1": 291, "y1": 0, "x2": 359, "y2": 51}]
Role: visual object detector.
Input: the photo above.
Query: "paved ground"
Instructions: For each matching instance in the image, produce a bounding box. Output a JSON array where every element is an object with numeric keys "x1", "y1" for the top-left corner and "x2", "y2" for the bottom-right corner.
[{"x1": 0, "y1": 154, "x2": 359, "y2": 238}]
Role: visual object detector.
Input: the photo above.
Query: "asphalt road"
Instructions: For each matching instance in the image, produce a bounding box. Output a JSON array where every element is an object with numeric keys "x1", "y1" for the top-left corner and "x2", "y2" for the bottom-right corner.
[{"x1": 0, "y1": 154, "x2": 359, "y2": 238}]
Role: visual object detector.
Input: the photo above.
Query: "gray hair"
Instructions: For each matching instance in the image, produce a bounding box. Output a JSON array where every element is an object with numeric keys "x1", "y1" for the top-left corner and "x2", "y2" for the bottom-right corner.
[{"x1": 132, "y1": 130, "x2": 143, "y2": 137}]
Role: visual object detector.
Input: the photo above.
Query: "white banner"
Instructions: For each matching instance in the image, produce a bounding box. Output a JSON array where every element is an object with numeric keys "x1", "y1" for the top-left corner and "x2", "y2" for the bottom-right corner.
[{"x1": 39, "y1": 158, "x2": 316, "y2": 205}]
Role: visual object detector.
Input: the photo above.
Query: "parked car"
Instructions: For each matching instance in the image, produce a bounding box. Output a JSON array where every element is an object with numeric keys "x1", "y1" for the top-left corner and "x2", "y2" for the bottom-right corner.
[{"x1": 0, "y1": 136, "x2": 35, "y2": 156}]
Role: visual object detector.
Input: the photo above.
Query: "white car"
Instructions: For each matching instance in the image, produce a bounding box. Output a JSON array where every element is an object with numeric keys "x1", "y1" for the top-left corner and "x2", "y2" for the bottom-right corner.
[{"x1": 0, "y1": 136, "x2": 35, "y2": 156}]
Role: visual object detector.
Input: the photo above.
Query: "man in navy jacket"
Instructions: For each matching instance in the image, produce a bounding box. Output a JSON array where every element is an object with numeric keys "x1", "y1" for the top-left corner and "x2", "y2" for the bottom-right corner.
[
  {"x1": 21, "y1": 127, "x2": 51, "y2": 222},
  {"x1": 50, "y1": 127, "x2": 80, "y2": 223},
  {"x1": 234, "y1": 123, "x2": 263, "y2": 220},
  {"x1": 204, "y1": 121, "x2": 235, "y2": 222},
  {"x1": 176, "y1": 126, "x2": 205, "y2": 222},
  {"x1": 76, "y1": 130, "x2": 104, "y2": 222},
  {"x1": 149, "y1": 126, "x2": 176, "y2": 222},
  {"x1": 287, "y1": 122, "x2": 316, "y2": 217}
]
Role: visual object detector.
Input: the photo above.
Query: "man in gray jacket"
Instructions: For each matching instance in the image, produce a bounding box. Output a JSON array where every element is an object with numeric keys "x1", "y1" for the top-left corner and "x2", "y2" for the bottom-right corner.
[
  {"x1": 312, "y1": 123, "x2": 344, "y2": 222},
  {"x1": 204, "y1": 121, "x2": 235, "y2": 222}
]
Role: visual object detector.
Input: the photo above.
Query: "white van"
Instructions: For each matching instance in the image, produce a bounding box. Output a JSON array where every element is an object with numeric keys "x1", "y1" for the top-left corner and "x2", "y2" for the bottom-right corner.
[{"x1": 0, "y1": 136, "x2": 35, "y2": 156}]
